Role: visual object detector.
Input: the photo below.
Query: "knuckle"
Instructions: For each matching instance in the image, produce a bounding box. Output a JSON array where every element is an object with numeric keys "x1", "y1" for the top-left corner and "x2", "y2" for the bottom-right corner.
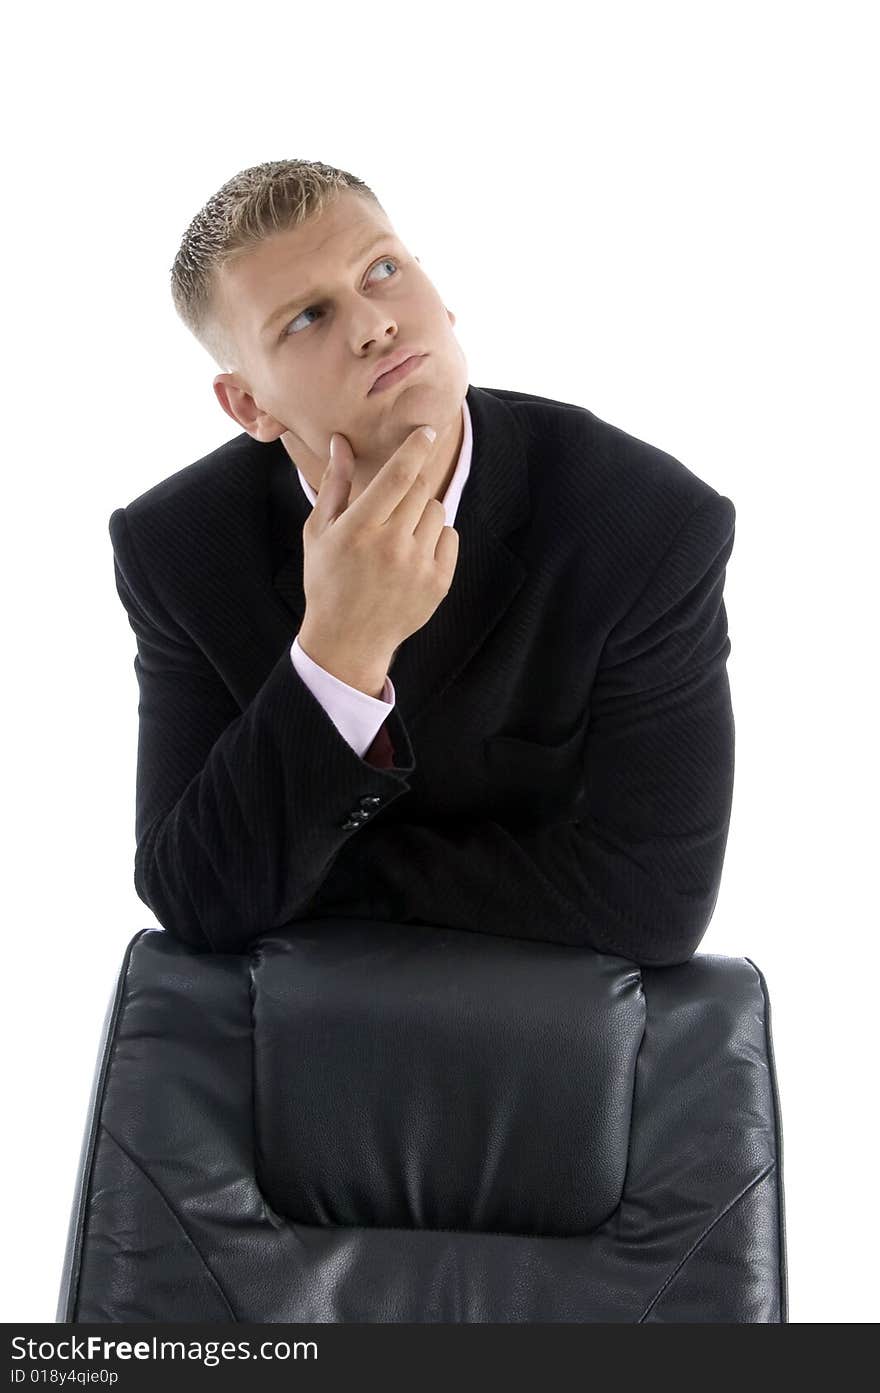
[{"x1": 390, "y1": 460, "x2": 413, "y2": 488}]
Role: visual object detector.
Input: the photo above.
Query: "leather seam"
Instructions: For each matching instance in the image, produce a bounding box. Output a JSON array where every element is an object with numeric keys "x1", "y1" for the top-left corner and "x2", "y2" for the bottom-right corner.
[
  {"x1": 637, "y1": 1161, "x2": 775, "y2": 1322},
  {"x1": 745, "y1": 955, "x2": 789, "y2": 1322},
  {"x1": 617, "y1": 971, "x2": 649, "y2": 1234},
  {"x1": 100, "y1": 1122, "x2": 238, "y2": 1320},
  {"x1": 58, "y1": 929, "x2": 150, "y2": 1321}
]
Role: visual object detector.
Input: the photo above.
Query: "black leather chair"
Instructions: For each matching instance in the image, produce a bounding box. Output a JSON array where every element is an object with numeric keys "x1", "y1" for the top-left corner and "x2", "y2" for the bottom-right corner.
[{"x1": 56, "y1": 922, "x2": 787, "y2": 1323}]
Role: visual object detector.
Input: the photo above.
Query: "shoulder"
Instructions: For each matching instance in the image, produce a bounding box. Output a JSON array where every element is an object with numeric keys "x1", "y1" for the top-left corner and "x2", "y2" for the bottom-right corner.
[
  {"x1": 485, "y1": 383, "x2": 728, "y2": 510},
  {"x1": 108, "y1": 430, "x2": 277, "y2": 597},
  {"x1": 478, "y1": 383, "x2": 735, "y2": 582},
  {"x1": 110, "y1": 430, "x2": 268, "y2": 535}
]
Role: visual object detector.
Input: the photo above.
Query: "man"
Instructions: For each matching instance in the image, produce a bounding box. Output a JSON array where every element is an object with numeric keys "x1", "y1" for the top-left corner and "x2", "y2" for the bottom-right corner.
[{"x1": 109, "y1": 159, "x2": 736, "y2": 965}]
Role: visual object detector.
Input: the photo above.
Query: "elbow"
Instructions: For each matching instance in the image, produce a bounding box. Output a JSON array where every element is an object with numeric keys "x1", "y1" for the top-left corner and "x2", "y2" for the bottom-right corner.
[
  {"x1": 587, "y1": 892, "x2": 716, "y2": 968},
  {"x1": 636, "y1": 938, "x2": 703, "y2": 968},
  {"x1": 133, "y1": 839, "x2": 286, "y2": 955},
  {"x1": 627, "y1": 894, "x2": 717, "y2": 967},
  {"x1": 133, "y1": 849, "x2": 214, "y2": 954}
]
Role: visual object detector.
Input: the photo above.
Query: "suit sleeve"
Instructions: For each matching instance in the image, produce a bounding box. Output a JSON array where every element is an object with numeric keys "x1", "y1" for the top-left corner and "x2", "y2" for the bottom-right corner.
[
  {"x1": 109, "y1": 506, "x2": 415, "y2": 953},
  {"x1": 311, "y1": 495, "x2": 737, "y2": 967}
]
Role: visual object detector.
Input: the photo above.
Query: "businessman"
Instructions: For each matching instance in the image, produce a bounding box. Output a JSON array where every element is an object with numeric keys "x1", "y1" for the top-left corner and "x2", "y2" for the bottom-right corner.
[{"x1": 109, "y1": 158, "x2": 737, "y2": 965}]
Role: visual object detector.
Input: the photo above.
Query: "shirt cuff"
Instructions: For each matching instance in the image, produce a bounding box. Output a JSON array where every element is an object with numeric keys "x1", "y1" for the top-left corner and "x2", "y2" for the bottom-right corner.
[{"x1": 290, "y1": 634, "x2": 396, "y2": 760}]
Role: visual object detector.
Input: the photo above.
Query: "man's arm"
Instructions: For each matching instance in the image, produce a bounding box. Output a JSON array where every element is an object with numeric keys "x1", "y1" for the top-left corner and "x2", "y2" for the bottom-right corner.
[
  {"x1": 289, "y1": 633, "x2": 398, "y2": 766},
  {"x1": 109, "y1": 507, "x2": 414, "y2": 954},
  {"x1": 312, "y1": 495, "x2": 737, "y2": 967}
]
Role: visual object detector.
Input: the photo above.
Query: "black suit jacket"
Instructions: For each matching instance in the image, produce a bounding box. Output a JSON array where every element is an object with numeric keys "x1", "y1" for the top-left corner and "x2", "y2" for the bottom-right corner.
[{"x1": 108, "y1": 383, "x2": 736, "y2": 965}]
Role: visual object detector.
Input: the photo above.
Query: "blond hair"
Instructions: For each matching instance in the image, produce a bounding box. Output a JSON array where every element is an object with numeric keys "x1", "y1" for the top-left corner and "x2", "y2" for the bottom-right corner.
[{"x1": 170, "y1": 158, "x2": 384, "y2": 371}]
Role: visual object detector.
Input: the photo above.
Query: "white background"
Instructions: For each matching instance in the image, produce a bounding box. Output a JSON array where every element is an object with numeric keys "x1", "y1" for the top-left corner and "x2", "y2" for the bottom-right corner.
[{"x1": 2, "y1": 0, "x2": 877, "y2": 1324}]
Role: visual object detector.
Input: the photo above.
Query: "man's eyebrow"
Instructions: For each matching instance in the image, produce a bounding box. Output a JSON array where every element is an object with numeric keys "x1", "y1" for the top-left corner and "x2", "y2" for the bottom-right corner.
[{"x1": 259, "y1": 232, "x2": 394, "y2": 339}]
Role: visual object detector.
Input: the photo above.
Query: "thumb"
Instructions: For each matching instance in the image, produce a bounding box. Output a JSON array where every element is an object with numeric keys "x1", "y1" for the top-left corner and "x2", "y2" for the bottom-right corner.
[
  {"x1": 314, "y1": 431, "x2": 354, "y2": 525},
  {"x1": 329, "y1": 431, "x2": 354, "y2": 467}
]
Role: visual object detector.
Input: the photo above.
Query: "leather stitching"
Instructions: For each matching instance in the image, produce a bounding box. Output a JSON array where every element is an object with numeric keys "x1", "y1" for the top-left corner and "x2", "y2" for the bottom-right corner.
[
  {"x1": 100, "y1": 1123, "x2": 238, "y2": 1320},
  {"x1": 637, "y1": 1162, "x2": 775, "y2": 1322}
]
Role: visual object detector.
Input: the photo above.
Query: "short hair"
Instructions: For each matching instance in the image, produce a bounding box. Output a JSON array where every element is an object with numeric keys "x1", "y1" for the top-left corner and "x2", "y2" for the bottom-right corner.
[{"x1": 170, "y1": 158, "x2": 384, "y2": 372}]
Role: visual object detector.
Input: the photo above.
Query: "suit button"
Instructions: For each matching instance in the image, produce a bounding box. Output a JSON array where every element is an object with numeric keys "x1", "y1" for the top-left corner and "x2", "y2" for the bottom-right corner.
[
  {"x1": 341, "y1": 818, "x2": 360, "y2": 830},
  {"x1": 359, "y1": 795, "x2": 382, "y2": 808},
  {"x1": 348, "y1": 809, "x2": 370, "y2": 823}
]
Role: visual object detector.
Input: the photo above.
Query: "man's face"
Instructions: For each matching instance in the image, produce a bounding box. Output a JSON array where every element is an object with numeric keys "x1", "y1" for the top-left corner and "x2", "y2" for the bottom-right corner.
[{"x1": 211, "y1": 189, "x2": 468, "y2": 492}]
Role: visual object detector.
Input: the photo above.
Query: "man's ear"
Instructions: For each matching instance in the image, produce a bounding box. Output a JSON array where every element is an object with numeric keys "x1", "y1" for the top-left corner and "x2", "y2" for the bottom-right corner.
[{"x1": 212, "y1": 374, "x2": 286, "y2": 443}]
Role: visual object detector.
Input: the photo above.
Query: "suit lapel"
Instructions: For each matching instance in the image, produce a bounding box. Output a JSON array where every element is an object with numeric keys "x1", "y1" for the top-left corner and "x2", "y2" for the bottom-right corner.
[{"x1": 267, "y1": 384, "x2": 531, "y2": 730}]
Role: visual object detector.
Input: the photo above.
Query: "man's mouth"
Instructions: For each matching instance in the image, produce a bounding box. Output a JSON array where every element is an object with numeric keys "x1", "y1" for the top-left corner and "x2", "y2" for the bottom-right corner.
[{"x1": 368, "y1": 352, "x2": 428, "y2": 396}]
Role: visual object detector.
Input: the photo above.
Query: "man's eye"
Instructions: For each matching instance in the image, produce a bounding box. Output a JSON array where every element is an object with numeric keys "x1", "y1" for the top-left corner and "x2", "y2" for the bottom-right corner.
[{"x1": 282, "y1": 257, "x2": 399, "y2": 338}]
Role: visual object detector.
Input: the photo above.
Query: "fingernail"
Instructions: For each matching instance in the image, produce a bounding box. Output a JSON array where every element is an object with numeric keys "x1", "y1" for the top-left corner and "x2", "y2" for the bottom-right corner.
[
  {"x1": 329, "y1": 433, "x2": 338, "y2": 460},
  {"x1": 421, "y1": 425, "x2": 436, "y2": 442}
]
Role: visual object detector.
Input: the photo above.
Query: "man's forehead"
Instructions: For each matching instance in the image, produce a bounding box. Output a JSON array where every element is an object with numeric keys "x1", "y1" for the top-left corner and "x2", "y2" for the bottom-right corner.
[{"x1": 225, "y1": 208, "x2": 394, "y2": 285}]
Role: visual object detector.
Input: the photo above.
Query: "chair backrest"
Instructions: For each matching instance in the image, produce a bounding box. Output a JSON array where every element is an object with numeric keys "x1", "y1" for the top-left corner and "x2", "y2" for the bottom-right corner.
[{"x1": 57, "y1": 924, "x2": 787, "y2": 1323}]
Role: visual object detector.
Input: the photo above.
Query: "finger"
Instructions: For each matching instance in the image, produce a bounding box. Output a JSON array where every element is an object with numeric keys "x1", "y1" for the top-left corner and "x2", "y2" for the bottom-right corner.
[
  {"x1": 402, "y1": 483, "x2": 443, "y2": 538},
  {"x1": 311, "y1": 433, "x2": 354, "y2": 530},
  {"x1": 348, "y1": 425, "x2": 437, "y2": 526},
  {"x1": 435, "y1": 524, "x2": 459, "y2": 578}
]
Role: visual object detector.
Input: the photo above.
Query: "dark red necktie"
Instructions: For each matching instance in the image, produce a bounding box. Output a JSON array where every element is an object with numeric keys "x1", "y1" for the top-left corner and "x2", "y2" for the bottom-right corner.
[{"x1": 364, "y1": 722, "x2": 395, "y2": 770}]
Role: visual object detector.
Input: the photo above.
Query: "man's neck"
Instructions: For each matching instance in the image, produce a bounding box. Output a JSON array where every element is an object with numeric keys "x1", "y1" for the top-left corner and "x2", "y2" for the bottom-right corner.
[
  {"x1": 288, "y1": 403, "x2": 465, "y2": 509},
  {"x1": 347, "y1": 407, "x2": 464, "y2": 508}
]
